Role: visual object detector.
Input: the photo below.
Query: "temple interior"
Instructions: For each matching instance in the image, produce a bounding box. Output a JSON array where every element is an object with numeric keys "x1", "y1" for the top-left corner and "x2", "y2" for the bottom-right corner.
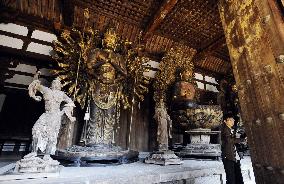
[{"x1": 0, "y1": 0, "x2": 283, "y2": 184}]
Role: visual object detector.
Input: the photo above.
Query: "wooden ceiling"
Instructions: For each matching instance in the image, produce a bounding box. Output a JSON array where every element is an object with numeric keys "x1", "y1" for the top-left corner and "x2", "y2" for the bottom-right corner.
[
  {"x1": 0, "y1": 0, "x2": 232, "y2": 76},
  {"x1": 157, "y1": 0, "x2": 223, "y2": 50}
]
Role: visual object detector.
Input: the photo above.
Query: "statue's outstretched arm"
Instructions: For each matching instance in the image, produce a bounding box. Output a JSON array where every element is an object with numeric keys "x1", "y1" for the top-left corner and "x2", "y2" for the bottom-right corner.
[
  {"x1": 28, "y1": 71, "x2": 49, "y2": 101},
  {"x1": 62, "y1": 94, "x2": 76, "y2": 122},
  {"x1": 28, "y1": 79, "x2": 43, "y2": 101}
]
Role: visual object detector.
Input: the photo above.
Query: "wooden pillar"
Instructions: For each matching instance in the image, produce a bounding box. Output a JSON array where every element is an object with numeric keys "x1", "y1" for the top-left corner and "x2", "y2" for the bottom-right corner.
[{"x1": 218, "y1": 0, "x2": 284, "y2": 183}]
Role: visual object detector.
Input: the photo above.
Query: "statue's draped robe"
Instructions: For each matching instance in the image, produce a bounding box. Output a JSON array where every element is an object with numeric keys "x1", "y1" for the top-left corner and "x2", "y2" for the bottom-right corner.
[
  {"x1": 81, "y1": 82, "x2": 121, "y2": 146},
  {"x1": 79, "y1": 47, "x2": 127, "y2": 146},
  {"x1": 155, "y1": 102, "x2": 172, "y2": 151}
]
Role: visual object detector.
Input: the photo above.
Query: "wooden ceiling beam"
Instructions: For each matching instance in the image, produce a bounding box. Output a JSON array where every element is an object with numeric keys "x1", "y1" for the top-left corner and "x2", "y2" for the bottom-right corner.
[
  {"x1": 0, "y1": 29, "x2": 52, "y2": 47},
  {"x1": 194, "y1": 67, "x2": 225, "y2": 79},
  {"x1": 143, "y1": 0, "x2": 178, "y2": 41},
  {"x1": 3, "y1": 82, "x2": 29, "y2": 91},
  {"x1": 0, "y1": 46, "x2": 55, "y2": 69},
  {"x1": 1, "y1": 68, "x2": 53, "y2": 81},
  {"x1": 0, "y1": 6, "x2": 56, "y2": 33}
]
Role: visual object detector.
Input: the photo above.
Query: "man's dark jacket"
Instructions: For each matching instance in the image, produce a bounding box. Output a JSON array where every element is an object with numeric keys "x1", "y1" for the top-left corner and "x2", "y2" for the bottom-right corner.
[{"x1": 221, "y1": 124, "x2": 241, "y2": 161}]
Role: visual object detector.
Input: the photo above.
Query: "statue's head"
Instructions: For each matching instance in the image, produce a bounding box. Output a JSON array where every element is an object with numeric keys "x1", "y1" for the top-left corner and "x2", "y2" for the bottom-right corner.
[
  {"x1": 102, "y1": 28, "x2": 119, "y2": 51},
  {"x1": 178, "y1": 65, "x2": 194, "y2": 82},
  {"x1": 180, "y1": 70, "x2": 193, "y2": 81},
  {"x1": 98, "y1": 62, "x2": 116, "y2": 84},
  {"x1": 51, "y1": 78, "x2": 62, "y2": 90}
]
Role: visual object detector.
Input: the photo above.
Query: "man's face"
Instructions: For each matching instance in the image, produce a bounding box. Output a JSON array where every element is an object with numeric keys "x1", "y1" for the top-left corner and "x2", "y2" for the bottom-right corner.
[{"x1": 224, "y1": 117, "x2": 235, "y2": 128}]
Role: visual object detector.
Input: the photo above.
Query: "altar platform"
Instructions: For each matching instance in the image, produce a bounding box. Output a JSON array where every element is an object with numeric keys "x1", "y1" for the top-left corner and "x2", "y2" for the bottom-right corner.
[
  {"x1": 0, "y1": 156, "x2": 255, "y2": 184},
  {"x1": 0, "y1": 158, "x2": 225, "y2": 184}
]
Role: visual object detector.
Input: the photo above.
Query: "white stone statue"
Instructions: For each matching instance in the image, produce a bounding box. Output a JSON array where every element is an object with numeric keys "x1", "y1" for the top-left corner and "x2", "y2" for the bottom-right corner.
[
  {"x1": 154, "y1": 99, "x2": 172, "y2": 151},
  {"x1": 28, "y1": 72, "x2": 76, "y2": 155}
]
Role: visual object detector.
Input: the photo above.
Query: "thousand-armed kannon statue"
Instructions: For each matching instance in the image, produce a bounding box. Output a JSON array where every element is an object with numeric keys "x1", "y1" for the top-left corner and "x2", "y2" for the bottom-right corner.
[{"x1": 52, "y1": 9, "x2": 151, "y2": 161}]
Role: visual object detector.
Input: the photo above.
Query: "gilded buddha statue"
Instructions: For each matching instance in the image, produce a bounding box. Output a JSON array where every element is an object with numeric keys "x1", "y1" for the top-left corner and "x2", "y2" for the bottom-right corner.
[
  {"x1": 52, "y1": 19, "x2": 151, "y2": 160},
  {"x1": 80, "y1": 28, "x2": 127, "y2": 146}
]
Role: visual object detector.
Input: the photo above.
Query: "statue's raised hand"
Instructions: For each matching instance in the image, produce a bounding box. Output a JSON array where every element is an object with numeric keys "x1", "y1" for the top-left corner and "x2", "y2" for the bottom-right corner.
[
  {"x1": 34, "y1": 96, "x2": 42, "y2": 102},
  {"x1": 28, "y1": 79, "x2": 43, "y2": 101}
]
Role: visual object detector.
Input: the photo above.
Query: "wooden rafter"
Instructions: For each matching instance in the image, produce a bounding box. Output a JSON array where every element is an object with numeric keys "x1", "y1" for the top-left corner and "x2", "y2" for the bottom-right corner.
[
  {"x1": 192, "y1": 36, "x2": 227, "y2": 63},
  {"x1": 143, "y1": 0, "x2": 178, "y2": 41}
]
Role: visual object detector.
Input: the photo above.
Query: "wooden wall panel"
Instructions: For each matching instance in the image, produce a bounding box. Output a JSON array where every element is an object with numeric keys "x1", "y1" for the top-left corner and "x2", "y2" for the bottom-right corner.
[{"x1": 116, "y1": 92, "x2": 154, "y2": 152}]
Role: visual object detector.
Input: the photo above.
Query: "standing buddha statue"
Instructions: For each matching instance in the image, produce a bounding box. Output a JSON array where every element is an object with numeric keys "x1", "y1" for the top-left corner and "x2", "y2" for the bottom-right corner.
[{"x1": 80, "y1": 28, "x2": 127, "y2": 147}]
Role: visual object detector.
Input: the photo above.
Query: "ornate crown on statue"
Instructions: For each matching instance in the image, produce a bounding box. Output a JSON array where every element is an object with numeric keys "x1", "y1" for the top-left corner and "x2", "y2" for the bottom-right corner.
[
  {"x1": 103, "y1": 28, "x2": 119, "y2": 50},
  {"x1": 179, "y1": 62, "x2": 195, "y2": 83}
]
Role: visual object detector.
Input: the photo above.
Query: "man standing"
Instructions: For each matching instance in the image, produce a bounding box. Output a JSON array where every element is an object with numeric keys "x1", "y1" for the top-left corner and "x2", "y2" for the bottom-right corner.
[{"x1": 221, "y1": 114, "x2": 244, "y2": 184}]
